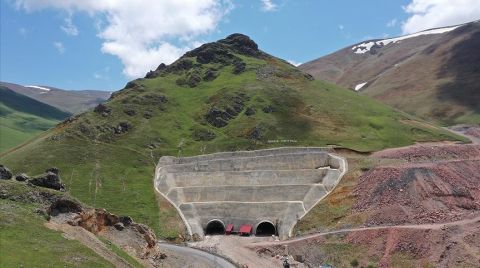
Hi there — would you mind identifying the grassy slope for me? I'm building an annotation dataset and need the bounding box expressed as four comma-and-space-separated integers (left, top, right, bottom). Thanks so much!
0, 180, 151, 267
98, 237, 144, 268
0, 87, 71, 152
0, 182, 114, 267
0, 35, 464, 240
0, 103, 61, 152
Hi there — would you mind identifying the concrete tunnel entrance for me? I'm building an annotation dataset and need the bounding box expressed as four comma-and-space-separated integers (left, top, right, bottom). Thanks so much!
205, 220, 225, 235
255, 221, 276, 236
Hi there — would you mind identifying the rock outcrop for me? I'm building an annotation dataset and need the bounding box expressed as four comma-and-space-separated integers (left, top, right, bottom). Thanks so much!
0, 165, 13, 180
29, 168, 66, 191
204, 92, 249, 128
93, 103, 111, 117
15, 173, 29, 181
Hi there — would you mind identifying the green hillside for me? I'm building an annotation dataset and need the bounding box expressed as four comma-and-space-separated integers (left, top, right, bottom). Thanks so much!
0, 87, 71, 152
0, 34, 464, 239
0, 181, 114, 267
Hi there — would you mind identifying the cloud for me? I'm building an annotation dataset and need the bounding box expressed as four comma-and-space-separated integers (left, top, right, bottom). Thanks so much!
60, 16, 79, 36
338, 24, 344, 30
387, 18, 397, 27
13, 0, 232, 78
53, 41, 65, 54
287, 59, 302, 67
402, 0, 480, 34
261, 0, 277, 11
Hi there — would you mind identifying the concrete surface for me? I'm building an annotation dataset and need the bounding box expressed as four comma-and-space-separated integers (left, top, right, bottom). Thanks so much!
154, 147, 347, 239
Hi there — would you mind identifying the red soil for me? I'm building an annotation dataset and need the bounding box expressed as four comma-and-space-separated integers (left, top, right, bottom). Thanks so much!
254, 144, 480, 267
354, 144, 480, 225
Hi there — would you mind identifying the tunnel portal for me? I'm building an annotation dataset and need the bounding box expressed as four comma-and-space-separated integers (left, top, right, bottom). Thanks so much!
255, 221, 276, 236
205, 220, 225, 235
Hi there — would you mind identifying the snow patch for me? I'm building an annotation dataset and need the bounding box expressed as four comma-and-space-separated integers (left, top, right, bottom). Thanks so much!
25, 85, 51, 91
352, 25, 460, 54
287, 60, 302, 67
354, 82, 367, 91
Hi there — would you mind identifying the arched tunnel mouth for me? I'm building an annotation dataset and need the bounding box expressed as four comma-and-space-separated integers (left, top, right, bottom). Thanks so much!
255, 221, 276, 236
205, 220, 225, 235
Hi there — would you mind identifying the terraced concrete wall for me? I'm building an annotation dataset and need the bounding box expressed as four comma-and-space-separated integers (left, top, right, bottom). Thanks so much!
154, 147, 347, 239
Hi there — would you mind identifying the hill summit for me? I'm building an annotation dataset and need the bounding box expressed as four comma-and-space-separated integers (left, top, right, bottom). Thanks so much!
146, 33, 264, 80
0, 33, 461, 240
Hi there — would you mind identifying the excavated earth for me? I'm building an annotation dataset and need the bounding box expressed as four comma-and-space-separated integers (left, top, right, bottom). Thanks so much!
46, 199, 167, 268
354, 144, 480, 225
154, 147, 347, 239
251, 143, 480, 267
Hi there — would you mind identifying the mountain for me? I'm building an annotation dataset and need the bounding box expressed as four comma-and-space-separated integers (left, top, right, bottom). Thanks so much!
300, 20, 480, 125
0, 87, 71, 152
0, 34, 463, 240
0, 82, 111, 114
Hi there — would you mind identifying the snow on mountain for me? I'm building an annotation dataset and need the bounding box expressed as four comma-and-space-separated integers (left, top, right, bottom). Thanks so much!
25, 85, 51, 91
354, 82, 367, 91
352, 25, 460, 54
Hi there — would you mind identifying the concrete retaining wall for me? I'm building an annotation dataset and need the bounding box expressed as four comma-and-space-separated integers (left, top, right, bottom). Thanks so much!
167, 185, 313, 203
160, 152, 329, 173
154, 147, 347, 239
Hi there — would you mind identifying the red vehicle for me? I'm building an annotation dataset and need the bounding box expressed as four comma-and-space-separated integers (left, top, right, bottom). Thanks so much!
225, 224, 234, 235
239, 224, 252, 236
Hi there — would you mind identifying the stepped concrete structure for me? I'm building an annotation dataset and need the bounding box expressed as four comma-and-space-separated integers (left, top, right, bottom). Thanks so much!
154, 147, 347, 239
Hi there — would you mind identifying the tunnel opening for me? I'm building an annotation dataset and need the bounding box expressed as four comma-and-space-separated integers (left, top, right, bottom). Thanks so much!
255, 221, 276, 236
205, 220, 225, 235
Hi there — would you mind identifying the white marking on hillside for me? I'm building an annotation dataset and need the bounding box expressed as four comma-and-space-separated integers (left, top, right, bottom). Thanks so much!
354, 82, 367, 91
25, 85, 51, 91
352, 25, 460, 54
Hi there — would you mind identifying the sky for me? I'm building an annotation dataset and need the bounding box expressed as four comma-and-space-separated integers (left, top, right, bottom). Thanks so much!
1, 0, 479, 91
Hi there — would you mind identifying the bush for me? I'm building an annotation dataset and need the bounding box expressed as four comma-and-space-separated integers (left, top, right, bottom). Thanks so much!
350, 259, 359, 267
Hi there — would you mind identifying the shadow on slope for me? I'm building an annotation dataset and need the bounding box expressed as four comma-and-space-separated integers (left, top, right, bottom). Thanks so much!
436, 24, 480, 122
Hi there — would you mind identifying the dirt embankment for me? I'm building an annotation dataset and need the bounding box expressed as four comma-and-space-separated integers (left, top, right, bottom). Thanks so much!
254, 143, 480, 267
46, 199, 166, 267
256, 217, 480, 268
352, 144, 480, 226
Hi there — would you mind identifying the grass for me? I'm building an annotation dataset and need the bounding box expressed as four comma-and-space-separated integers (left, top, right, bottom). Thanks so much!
98, 237, 144, 268
0, 198, 114, 268
391, 252, 417, 268
306, 236, 377, 268
0, 36, 466, 242
0, 88, 68, 152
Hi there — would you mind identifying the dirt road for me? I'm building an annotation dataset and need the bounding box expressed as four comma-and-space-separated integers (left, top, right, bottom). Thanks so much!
252, 214, 480, 247
191, 215, 480, 268
445, 125, 480, 144
158, 243, 237, 268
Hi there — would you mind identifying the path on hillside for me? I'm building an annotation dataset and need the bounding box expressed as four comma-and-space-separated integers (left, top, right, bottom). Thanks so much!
251, 215, 480, 247
445, 126, 480, 144
45, 221, 134, 268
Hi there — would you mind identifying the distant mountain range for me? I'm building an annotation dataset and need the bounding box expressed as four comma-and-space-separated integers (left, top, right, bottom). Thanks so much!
0, 82, 111, 114
0, 82, 110, 152
300, 20, 480, 125
0, 87, 71, 152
